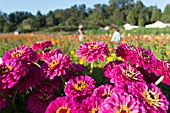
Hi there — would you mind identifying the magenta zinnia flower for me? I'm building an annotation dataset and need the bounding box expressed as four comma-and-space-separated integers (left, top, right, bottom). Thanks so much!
103, 60, 123, 79
99, 93, 144, 113
116, 44, 137, 63
0, 60, 26, 89
92, 84, 124, 99
135, 46, 158, 73
128, 82, 169, 113
155, 60, 170, 86
3, 45, 37, 63
81, 96, 102, 113
64, 75, 96, 97
42, 49, 62, 61
41, 53, 72, 79
32, 40, 53, 51
109, 63, 144, 86
27, 92, 56, 113
77, 42, 109, 62
45, 96, 79, 113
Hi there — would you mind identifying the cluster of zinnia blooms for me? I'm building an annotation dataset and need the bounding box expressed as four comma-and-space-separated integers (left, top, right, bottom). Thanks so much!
45, 42, 169, 113
0, 40, 84, 112
0, 41, 169, 113
116, 44, 170, 86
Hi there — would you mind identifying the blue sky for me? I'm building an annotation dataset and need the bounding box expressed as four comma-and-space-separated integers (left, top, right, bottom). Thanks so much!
0, 0, 169, 15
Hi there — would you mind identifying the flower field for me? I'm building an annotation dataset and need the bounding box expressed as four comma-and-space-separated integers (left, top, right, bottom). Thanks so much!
0, 33, 170, 113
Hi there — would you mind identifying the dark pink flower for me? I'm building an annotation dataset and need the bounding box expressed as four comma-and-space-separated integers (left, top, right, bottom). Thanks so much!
3, 45, 37, 63
81, 96, 102, 113
155, 60, 170, 86
92, 84, 124, 99
77, 42, 109, 62
128, 82, 169, 113
32, 40, 53, 51
16, 63, 42, 93
116, 44, 137, 63
41, 53, 72, 79
27, 92, 56, 113
64, 75, 96, 97
35, 77, 61, 95
135, 46, 158, 73
99, 93, 144, 113
64, 63, 85, 80
45, 96, 79, 113
103, 60, 123, 79
109, 63, 144, 86
42, 49, 62, 61
0, 60, 26, 89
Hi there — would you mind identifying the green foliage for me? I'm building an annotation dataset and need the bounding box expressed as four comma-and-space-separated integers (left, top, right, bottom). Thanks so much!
161, 4, 170, 23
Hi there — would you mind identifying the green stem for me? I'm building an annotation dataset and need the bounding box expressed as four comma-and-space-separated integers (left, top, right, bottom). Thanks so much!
60, 75, 65, 85
0, 91, 12, 104
33, 62, 41, 68
12, 86, 18, 113
155, 76, 164, 85
90, 62, 94, 73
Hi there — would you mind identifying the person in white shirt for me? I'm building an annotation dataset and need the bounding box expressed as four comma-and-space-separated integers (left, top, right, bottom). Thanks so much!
111, 27, 122, 47
78, 23, 85, 42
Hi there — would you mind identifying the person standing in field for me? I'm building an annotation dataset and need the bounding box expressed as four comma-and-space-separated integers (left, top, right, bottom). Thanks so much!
111, 27, 122, 48
78, 23, 85, 42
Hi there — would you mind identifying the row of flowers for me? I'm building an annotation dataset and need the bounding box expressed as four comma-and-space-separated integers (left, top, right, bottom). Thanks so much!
0, 40, 170, 113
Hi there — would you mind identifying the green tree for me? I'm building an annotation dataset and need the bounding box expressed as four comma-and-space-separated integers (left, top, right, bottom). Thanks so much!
138, 14, 145, 26
21, 18, 35, 30
150, 6, 161, 23
161, 4, 170, 23
127, 9, 137, 25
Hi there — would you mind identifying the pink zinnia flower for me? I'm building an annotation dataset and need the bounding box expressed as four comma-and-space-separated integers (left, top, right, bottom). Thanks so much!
103, 60, 123, 79
64, 75, 96, 97
155, 60, 170, 86
41, 53, 72, 79
77, 42, 109, 62
32, 40, 53, 51
116, 44, 137, 63
92, 84, 125, 99
128, 82, 169, 113
0, 60, 26, 89
135, 46, 158, 73
3, 45, 37, 63
99, 93, 144, 113
45, 96, 79, 113
42, 49, 62, 61
81, 96, 102, 113
109, 63, 144, 86
27, 92, 56, 113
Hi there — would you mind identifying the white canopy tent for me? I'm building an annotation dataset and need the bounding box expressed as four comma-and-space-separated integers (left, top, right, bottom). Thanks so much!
145, 21, 170, 28
123, 23, 139, 30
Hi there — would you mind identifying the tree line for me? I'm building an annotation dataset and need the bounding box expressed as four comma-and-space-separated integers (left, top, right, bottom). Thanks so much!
0, 0, 170, 33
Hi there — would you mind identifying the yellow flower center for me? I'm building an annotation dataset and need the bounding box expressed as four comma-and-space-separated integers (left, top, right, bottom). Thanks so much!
0, 66, 12, 74
11, 50, 23, 58
74, 81, 87, 91
49, 60, 59, 68
142, 53, 150, 60
142, 90, 160, 107
116, 105, 131, 113
88, 44, 98, 49
92, 108, 99, 113
56, 106, 70, 113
